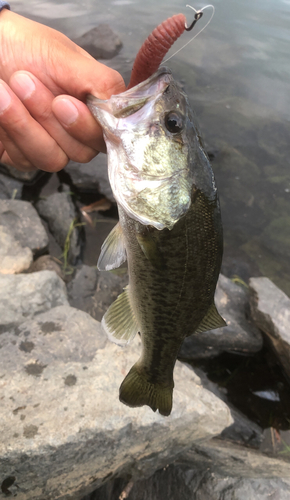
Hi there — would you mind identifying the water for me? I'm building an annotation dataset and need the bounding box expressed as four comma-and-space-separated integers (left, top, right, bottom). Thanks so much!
11, 0, 290, 295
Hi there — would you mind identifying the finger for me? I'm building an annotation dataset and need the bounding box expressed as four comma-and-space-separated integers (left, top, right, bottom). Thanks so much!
52, 95, 106, 153
10, 71, 99, 162
0, 79, 68, 172
0, 127, 37, 172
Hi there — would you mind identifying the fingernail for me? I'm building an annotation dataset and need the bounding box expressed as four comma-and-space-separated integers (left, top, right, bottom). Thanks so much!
0, 83, 11, 113
11, 73, 36, 100
53, 98, 79, 126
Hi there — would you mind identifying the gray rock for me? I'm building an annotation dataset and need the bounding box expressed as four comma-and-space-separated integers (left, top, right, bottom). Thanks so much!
67, 265, 129, 322
181, 438, 290, 478
0, 172, 23, 199
36, 192, 81, 265
193, 367, 263, 449
0, 305, 232, 500
0, 225, 33, 274
249, 277, 290, 379
74, 24, 122, 60
67, 265, 99, 313
0, 270, 68, 327
0, 199, 48, 254
91, 270, 128, 322
180, 274, 263, 359
65, 155, 114, 202
0, 162, 39, 183
26, 255, 64, 280
85, 466, 290, 500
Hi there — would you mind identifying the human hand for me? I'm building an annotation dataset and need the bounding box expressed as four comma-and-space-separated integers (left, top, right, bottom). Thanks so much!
0, 9, 126, 171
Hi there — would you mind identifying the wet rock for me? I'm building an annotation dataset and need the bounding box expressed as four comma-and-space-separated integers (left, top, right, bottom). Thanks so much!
0, 270, 68, 328
36, 191, 81, 265
0, 305, 232, 500
65, 155, 114, 202
0, 199, 48, 254
249, 277, 290, 380
0, 225, 33, 274
26, 255, 64, 280
74, 24, 122, 60
85, 465, 290, 500
0, 172, 23, 199
179, 274, 263, 359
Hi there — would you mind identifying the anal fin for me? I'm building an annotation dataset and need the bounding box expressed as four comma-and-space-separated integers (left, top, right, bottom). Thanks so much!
97, 222, 127, 271
102, 286, 138, 346
192, 302, 226, 335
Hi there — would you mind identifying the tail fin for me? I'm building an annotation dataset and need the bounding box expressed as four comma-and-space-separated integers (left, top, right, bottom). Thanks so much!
119, 363, 173, 417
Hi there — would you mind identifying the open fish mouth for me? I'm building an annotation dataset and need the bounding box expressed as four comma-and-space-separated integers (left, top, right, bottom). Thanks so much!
87, 67, 172, 123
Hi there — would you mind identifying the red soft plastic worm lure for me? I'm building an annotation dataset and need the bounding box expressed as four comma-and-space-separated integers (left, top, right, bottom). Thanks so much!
127, 14, 186, 89
127, 11, 202, 89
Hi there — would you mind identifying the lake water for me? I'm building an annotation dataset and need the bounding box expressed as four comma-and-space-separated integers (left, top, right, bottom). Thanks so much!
12, 0, 290, 295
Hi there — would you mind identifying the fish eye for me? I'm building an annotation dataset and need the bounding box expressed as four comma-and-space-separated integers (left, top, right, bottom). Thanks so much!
164, 111, 184, 134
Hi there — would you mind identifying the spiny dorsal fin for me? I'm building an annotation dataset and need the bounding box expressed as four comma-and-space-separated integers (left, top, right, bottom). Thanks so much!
97, 222, 127, 271
193, 302, 226, 335
101, 286, 138, 346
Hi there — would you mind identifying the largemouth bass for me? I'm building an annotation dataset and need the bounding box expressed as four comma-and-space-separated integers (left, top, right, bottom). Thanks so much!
87, 67, 225, 416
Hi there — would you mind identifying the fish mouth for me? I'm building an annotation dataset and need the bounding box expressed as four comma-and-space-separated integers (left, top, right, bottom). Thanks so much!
87, 67, 172, 122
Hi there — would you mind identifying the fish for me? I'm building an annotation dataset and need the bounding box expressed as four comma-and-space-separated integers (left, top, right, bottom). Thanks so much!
87, 66, 225, 416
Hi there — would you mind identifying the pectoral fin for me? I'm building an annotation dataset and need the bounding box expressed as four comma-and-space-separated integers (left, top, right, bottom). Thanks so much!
136, 232, 165, 269
192, 302, 226, 335
101, 286, 139, 346
97, 222, 127, 271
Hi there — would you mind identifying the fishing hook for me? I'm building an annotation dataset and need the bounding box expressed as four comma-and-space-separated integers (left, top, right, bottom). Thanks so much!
185, 10, 203, 31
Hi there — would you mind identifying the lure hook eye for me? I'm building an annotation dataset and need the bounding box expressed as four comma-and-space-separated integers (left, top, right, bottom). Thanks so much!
185, 11, 203, 31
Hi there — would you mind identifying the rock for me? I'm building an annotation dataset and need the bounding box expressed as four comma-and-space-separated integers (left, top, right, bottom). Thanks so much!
249, 276, 290, 380
0, 161, 40, 183
67, 264, 98, 313
219, 406, 263, 449
0, 270, 68, 328
90, 270, 129, 322
74, 24, 122, 59
0, 172, 23, 199
0, 306, 232, 500
0, 199, 48, 254
85, 465, 290, 500
26, 255, 64, 280
179, 274, 263, 359
67, 265, 129, 322
181, 438, 290, 478
193, 367, 263, 449
0, 225, 33, 274
65, 155, 114, 202
194, 475, 290, 500
36, 191, 81, 265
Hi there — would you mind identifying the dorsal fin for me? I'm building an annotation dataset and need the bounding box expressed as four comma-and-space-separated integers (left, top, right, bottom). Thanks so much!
192, 302, 226, 335
97, 222, 127, 271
